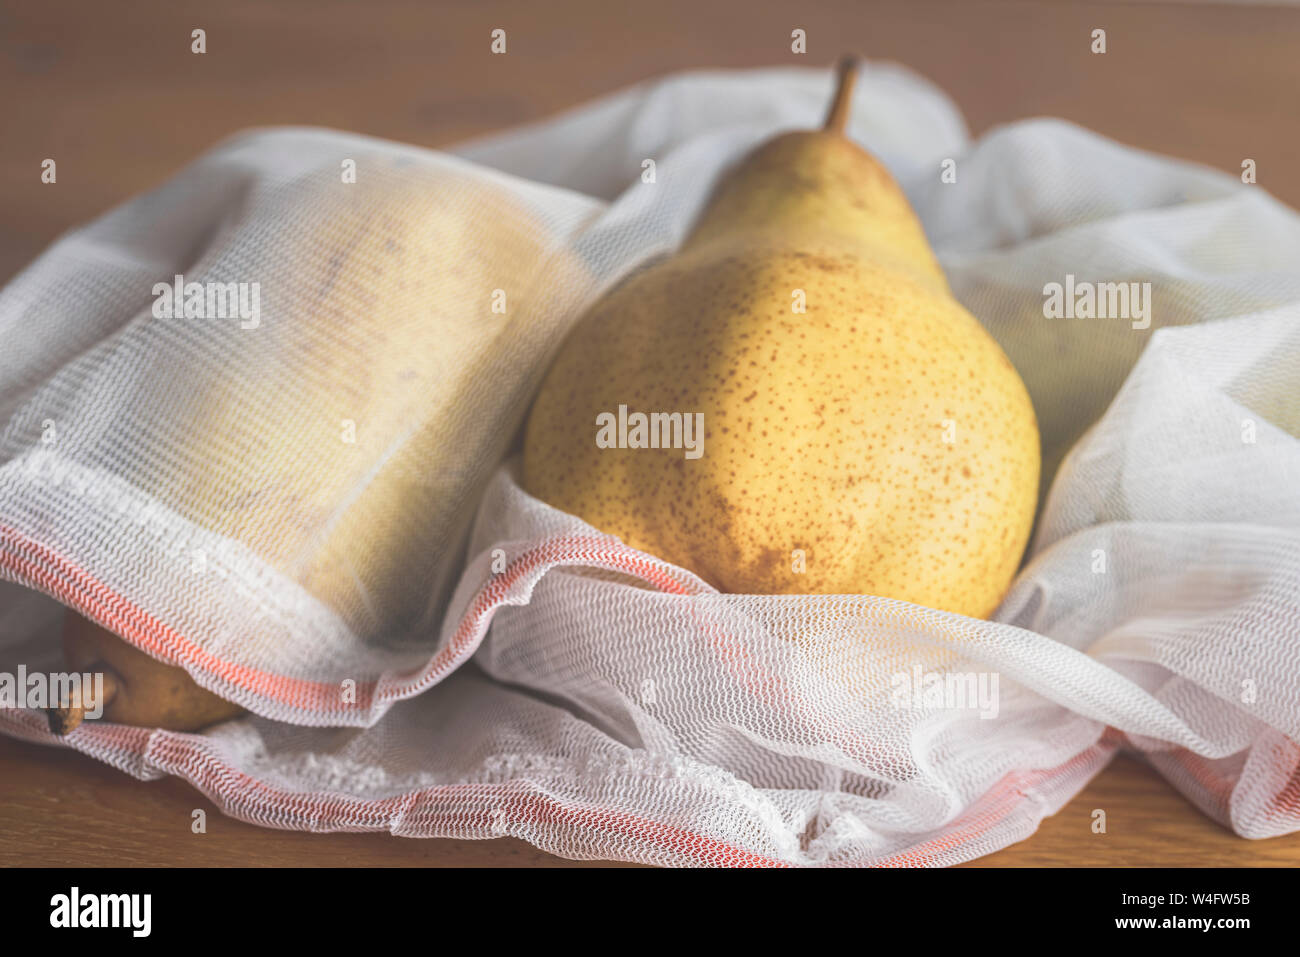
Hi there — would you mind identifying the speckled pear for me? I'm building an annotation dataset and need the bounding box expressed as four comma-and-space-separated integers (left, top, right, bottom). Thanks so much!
48, 161, 583, 734
523, 57, 1040, 618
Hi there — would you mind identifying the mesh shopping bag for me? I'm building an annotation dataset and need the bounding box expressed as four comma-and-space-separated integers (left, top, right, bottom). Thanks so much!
0, 130, 603, 724
2, 64, 1298, 865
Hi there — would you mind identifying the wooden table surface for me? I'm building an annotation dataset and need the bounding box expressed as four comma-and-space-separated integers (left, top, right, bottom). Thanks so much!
2, 0, 1299, 867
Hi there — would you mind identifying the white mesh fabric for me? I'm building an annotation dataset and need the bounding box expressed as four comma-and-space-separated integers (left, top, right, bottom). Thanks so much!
2, 64, 1298, 865
0, 130, 605, 724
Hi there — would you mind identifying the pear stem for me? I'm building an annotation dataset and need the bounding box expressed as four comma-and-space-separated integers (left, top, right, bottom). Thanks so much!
46, 665, 120, 735
823, 55, 862, 135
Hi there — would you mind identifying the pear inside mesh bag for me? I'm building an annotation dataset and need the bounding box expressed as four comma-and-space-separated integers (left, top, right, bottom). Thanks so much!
0, 129, 601, 719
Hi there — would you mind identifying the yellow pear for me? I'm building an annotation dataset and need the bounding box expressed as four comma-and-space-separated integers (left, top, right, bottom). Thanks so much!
160, 160, 578, 638
51, 155, 584, 733
523, 58, 1040, 619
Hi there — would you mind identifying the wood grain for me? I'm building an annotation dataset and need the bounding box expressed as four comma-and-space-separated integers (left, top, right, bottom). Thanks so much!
2, 0, 1298, 286
1, 0, 1298, 867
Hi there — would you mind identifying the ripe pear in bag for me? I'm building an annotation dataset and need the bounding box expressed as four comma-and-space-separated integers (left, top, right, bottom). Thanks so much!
164, 162, 573, 635
523, 59, 1040, 619
51, 159, 582, 733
